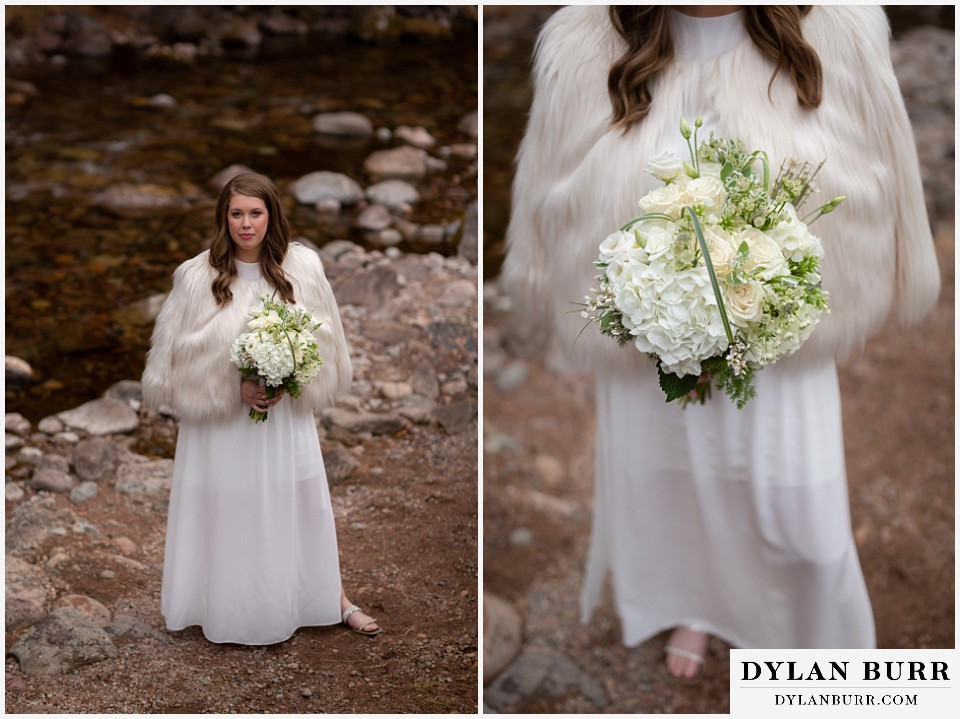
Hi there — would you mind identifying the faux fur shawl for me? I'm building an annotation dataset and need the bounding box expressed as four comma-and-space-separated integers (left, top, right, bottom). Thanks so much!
503, 5, 940, 371
141, 243, 352, 423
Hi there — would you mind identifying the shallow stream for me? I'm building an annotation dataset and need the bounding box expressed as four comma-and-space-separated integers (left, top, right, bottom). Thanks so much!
5, 33, 477, 422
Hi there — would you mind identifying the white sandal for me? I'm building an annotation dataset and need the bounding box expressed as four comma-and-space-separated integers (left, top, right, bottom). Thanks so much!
341, 604, 382, 636
664, 625, 708, 684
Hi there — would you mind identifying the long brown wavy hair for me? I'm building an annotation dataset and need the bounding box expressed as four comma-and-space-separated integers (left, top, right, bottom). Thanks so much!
607, 6, 822, 129
209, 172, 295, 306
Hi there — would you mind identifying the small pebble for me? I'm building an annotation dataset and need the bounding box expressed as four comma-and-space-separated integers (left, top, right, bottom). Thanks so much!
300, 688, 313, 699
100, 569, 116, 579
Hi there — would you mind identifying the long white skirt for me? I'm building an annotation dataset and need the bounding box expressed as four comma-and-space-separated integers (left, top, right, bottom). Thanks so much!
161, 400, 343, 645
581, 357, 876, 649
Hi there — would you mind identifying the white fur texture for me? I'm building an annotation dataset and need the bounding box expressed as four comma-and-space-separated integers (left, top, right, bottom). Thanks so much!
141, 243, 352, 422
503, 5, 940, 371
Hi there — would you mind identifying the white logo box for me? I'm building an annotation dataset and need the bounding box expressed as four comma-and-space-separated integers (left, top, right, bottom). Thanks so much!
730, 648, 959, 718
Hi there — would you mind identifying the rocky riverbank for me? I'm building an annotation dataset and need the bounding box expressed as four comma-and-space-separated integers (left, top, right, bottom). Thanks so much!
5, 240, 478, 713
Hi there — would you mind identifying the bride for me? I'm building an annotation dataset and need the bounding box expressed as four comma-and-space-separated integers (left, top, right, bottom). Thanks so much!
502, 5, 939, 681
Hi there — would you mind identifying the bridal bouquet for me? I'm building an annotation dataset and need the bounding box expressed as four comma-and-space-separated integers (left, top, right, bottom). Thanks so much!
230, 295, 325, 422
582, 117, 842, 408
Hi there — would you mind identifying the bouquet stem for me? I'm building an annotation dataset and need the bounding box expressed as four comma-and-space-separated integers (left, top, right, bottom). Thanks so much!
249, 381, 276, 423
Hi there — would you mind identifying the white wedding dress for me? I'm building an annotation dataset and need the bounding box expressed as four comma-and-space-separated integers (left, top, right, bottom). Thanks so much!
581, 10, 876, 649
161, 259, 343, 645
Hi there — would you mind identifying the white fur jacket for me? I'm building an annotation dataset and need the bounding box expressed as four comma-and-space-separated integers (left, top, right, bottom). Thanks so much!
141, 243, 352, 423
503, 5, 940, 371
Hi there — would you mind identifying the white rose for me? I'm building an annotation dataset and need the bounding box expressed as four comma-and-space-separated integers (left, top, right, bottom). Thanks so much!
682, 175, 727, 212
639, 183, 683, 218
645, 151, 684, 182
724, 281, 765, 326
700, 225, 738, 280
634, 221, 673, 260
598, 229, 636, 262
768, 204, 823, 262
736, 227, 789, 280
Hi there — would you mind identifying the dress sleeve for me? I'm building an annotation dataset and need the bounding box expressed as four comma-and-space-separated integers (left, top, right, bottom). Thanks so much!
834, 6, 941, 326
500, 7, 616, 335
141, 262, 190, 411
290, 247, 353, 411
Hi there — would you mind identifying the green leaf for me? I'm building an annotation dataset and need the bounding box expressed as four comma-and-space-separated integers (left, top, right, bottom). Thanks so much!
720, 162, 734, 182
657, 363, 700, 403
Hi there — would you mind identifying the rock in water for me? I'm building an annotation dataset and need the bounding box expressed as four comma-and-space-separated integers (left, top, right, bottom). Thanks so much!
292, 171, 365, 205
312, 112, 373, 136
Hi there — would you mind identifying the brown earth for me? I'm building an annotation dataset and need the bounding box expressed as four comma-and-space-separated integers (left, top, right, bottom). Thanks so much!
482, 231, 954, 713
5, 422, 478, 714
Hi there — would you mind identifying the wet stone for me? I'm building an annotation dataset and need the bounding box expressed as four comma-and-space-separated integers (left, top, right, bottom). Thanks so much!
366, 179, 420, 211
363, 145, 429, 180
37, 416, 63, 434
394, 125, 436, 149
6, 412, 32, 436
292, 171, 364, 206
312, 111, 373, 136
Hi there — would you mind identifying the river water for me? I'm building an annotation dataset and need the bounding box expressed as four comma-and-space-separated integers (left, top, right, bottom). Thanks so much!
5, 33, 477, 423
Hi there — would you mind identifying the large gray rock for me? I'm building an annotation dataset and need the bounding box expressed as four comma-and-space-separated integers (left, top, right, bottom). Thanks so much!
292, 171, 365, 205
323, 408, 406, 436
115, 458, 174, 495
366, 179, 420, 211
485, 645, 609, 711
69, 481, 99, 504
356, 204, 393, 231
9, 607, 118, 677
312, 112, 373, 136
57, 397, 139, 436
434, 401, 477, 435
363, 146, 429, 180
5, 557, 51, 631
72, 437, 119, 481
322, 444, 360, 484
332, 265, 400, 309
103, 380, 143, 409
29, 467, 75, 494
394, 125, 436, 149
483, 592, 523, 684
6, 412, 32, 436
6, 355, 35, 390
53, 594, 111, 627
6, 497, 100, 556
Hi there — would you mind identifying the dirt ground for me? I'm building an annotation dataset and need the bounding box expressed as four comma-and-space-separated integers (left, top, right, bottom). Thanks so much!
5, 423, 478, 714
482, 229, 954, 713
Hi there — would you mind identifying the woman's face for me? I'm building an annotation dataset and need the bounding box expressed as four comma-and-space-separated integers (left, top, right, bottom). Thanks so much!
227, 193, 269, 262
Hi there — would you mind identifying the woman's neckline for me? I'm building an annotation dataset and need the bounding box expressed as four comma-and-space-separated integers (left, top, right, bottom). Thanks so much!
668, 8, 747, 62
235, 258, 261, 280
672, 6, 741, 19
